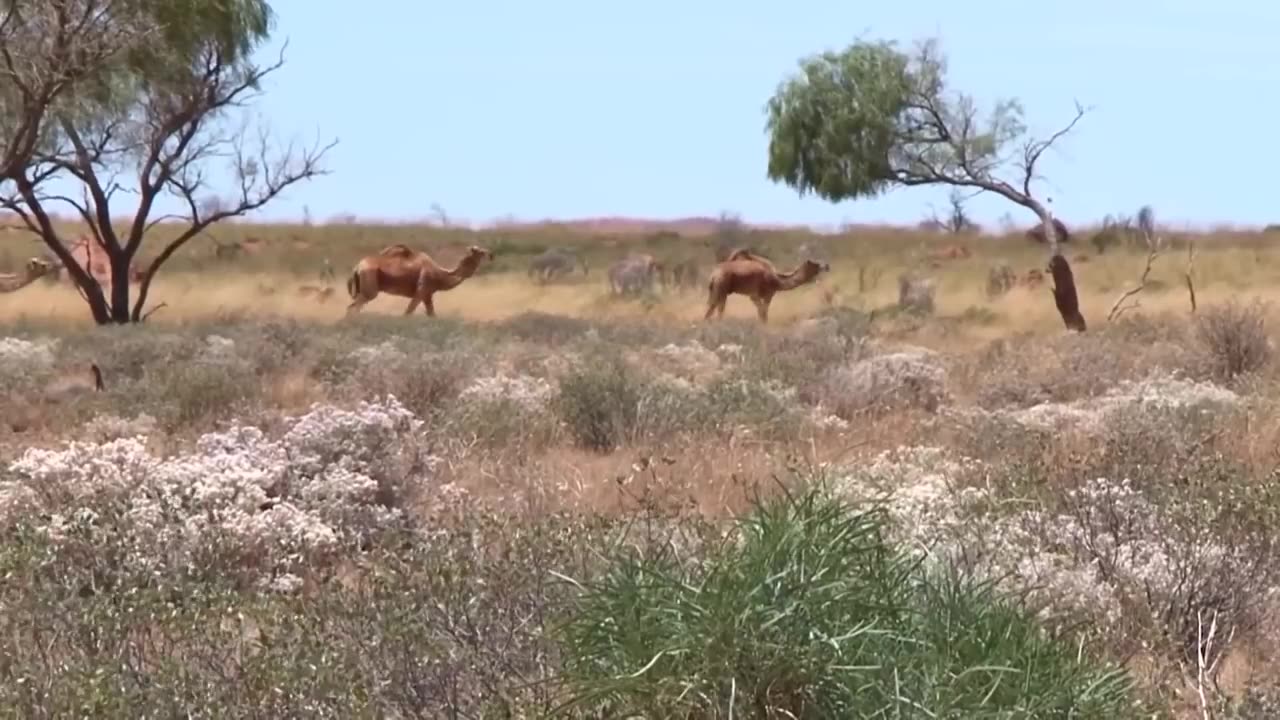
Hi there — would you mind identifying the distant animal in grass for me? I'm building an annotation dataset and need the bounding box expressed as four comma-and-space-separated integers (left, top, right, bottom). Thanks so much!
608, 254, 665, 296
0, 258, 54, 293
527, 248, 587, 283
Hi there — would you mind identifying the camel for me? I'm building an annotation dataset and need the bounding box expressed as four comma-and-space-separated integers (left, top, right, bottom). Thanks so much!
0, 258, 54, 292
704, 250, 829, 323
346, 244, 494, 316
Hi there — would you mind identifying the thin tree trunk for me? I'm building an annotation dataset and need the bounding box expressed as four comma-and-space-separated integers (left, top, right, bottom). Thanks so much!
1049, 255, 1087, 331
1031, 204, 1086, 332
109, 254, 131, 324
74, 273, 112, 325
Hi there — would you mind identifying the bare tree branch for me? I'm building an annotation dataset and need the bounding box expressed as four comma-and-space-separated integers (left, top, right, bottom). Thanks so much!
1107, 210, 1164, 322
133, 130, 336, 320
1185, 240, 1198, 314
1019, 100, 1086, 199
1107, 245, 1158, 322
0, 6, 335, 324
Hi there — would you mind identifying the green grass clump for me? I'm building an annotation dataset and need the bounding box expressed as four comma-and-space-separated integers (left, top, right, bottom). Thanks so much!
554, 484, 1142, 718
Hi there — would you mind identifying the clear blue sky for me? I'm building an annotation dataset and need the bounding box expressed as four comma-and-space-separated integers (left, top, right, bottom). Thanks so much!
239, 0, 1273, 229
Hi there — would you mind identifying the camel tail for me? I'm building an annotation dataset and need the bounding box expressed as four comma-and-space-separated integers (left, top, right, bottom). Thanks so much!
347, 269, 359, 299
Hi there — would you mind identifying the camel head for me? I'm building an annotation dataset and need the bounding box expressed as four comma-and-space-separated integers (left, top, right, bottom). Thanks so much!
25, 257, 52, 278
467, 245, 494, 263
791, 258, 830, 285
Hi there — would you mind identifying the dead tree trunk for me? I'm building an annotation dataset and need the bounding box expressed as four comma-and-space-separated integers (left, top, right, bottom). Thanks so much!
1030, 203, 1086, 332
1049, 255, 1086, 331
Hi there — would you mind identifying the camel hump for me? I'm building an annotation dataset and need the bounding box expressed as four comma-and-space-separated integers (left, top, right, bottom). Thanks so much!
726, 248, 768, 263
378, 244, 417, 258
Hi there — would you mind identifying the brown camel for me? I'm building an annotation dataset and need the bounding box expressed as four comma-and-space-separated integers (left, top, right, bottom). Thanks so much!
346, 244, 494, 316
704, 250, 829, 323
0, 258, 54, 292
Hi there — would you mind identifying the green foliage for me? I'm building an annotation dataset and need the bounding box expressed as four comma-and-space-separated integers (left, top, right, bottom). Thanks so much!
130, 0, 274, 66
554, 355, 643, 452
765, 39, 912, 201
765, 37, 1035, 206
554, 484, 1142, 718
7, 0, 277, 133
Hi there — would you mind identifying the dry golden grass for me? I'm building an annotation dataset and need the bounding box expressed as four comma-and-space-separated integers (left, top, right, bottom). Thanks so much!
3, 218, 1279, 347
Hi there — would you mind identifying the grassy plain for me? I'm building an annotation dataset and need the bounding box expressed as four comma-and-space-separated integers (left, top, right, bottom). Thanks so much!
1, 217, 1279, 717
2, 218, 1277, 331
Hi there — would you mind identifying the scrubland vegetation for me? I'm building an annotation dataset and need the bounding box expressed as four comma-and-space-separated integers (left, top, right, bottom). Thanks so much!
3, 0, 1279, 714
3, 218, 1280, 717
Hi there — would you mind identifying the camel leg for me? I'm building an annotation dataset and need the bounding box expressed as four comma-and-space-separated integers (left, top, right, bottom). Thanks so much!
759, 292, 776, 323
710, 295, 728, 319
423, 294, 436, 317
405, 272, 431, 315
346, 290, 373, 314
751, 295, 770, 323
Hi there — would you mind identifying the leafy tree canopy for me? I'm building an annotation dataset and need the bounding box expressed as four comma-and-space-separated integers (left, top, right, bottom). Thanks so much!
764, 37, 1080, 219
764, 36, 1090, 332
0, 0, 333, 325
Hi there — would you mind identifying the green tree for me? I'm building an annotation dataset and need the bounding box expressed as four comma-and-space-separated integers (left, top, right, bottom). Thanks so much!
764, 37, 1089, 331
0, 0, 335, 324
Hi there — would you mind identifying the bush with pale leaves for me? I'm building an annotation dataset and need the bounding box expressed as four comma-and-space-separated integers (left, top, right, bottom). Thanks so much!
0, 395, 435, 590
952, 372, 1241, 433
836, 446, 1279, 663
0, 336, 58, 386
459, 372, 555, 413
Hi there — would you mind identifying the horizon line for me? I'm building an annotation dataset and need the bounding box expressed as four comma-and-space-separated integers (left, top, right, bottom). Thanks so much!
3, 211, 1272, 236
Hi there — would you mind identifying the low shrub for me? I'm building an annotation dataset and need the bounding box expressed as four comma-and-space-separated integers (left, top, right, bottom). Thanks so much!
554, 484, 1142, 718
1197, 300, 1272, 381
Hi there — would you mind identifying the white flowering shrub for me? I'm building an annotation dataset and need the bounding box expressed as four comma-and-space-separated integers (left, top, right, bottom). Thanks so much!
443, 371, 561, 447
0, 336, 58, 386
821, 347, 950, 417
0, 395, 434, 589
835, 444, 1280, 676
652, 340, 723, 381
459, 372, 555, 413
954, 372, 1241, 434
345, 339, 408, 367
81, 412, 159, 442
195, 334, 249, 371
